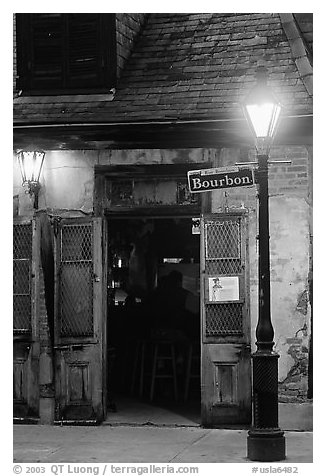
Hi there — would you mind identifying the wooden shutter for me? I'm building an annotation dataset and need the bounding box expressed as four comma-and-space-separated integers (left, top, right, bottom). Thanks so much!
16, 13, 116, 93
67, 14, 104, 88
29, 14, 64, 90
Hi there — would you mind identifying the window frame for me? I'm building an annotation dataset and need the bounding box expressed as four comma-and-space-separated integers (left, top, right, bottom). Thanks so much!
16, 13, 117, 95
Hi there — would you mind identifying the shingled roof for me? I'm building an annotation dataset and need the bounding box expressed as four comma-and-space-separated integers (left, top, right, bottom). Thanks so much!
13, 13, 312, 128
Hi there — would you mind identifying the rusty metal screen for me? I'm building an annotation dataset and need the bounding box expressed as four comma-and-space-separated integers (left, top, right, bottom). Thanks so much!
59, 224, 93, 337
206, 303, 243, 336
205, 219, 241, 273
204, 218, 243, 336
13, 223, 32, 333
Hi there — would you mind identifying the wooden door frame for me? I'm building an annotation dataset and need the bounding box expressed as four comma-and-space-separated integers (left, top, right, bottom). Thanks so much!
94, 162, 213, 419
93, 163, 212, 218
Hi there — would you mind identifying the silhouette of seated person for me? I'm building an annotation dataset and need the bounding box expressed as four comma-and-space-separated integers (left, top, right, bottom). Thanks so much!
146, 270, 199, 379
149, 270, 199, 343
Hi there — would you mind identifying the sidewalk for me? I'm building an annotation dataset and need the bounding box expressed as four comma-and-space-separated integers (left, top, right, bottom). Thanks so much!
13, 424, 312, 464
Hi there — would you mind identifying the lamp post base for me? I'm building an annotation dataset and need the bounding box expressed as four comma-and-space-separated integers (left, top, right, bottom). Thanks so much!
247, 430, 286, 462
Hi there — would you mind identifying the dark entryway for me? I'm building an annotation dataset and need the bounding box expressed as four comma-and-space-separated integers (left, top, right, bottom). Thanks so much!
105, 217, 201, 424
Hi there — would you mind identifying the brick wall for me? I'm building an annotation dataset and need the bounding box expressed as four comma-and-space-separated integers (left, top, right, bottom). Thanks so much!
209, 145, 310, 208
116, 14, 147, 79
268, 146, 309, 197
278, 335, 309, 402
39, 262, 55, 406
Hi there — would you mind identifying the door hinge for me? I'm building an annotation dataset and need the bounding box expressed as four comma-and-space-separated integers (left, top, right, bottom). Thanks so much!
236, 344, 251, 357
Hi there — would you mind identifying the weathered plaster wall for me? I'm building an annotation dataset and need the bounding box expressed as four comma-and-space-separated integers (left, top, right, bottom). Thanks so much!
13, 150, 98, 216
13, 148, 216, 215
212, 191, 310, 384
13, 145, 311, 395
210, 146, 311, 392
270, 196, 310, 377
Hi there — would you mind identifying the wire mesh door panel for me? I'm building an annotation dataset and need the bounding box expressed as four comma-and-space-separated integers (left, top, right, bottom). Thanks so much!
13, 222, 33, 334
59, 223, 94, 338
54, 218, 105, 423
202, 215, 249, 343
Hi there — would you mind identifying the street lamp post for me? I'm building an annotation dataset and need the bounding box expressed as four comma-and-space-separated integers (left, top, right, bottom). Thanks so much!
242, 66, 286, 461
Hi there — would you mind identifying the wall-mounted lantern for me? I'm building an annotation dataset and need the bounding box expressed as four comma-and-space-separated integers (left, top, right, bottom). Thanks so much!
17, 149, 45, 209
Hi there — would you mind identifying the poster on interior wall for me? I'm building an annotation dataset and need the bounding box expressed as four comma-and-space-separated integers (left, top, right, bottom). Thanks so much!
208, 276, 239, 302
192, 217, 201, 234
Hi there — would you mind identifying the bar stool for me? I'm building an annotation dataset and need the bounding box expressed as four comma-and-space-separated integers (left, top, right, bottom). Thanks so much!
184, 342, 200, 402
131, 339, 149, 397
150, 338, 178, 401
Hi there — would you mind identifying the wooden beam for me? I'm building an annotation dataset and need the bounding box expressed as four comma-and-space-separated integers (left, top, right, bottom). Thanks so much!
13, 115, 313, 151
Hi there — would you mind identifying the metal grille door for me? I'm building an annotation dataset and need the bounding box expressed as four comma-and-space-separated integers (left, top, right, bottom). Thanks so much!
13, 223, 33, 333
54, 218, 106, 423
200, 213, 251, 425
13, 218, 39, 421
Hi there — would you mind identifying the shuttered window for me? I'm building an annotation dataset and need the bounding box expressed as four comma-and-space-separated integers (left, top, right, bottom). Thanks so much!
16, 13, 116, 94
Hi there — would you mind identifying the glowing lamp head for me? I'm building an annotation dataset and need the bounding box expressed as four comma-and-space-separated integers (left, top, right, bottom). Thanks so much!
18, 149, 45, 188
243, 66, 282, 149
17, 148, 45, 209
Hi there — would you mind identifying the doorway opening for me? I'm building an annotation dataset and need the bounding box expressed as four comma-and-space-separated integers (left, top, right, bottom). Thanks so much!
105, 216, 201, 426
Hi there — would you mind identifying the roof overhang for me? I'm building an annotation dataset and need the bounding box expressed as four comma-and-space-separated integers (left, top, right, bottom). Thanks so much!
13, 114, 313, 151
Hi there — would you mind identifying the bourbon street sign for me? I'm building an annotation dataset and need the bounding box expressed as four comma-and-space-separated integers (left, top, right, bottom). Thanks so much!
187, 166, 254, 193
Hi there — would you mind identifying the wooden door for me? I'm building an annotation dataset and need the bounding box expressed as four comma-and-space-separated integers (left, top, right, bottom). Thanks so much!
54, 217, 107, 423
200, 213, 252, 426
13, 217, 40, 422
